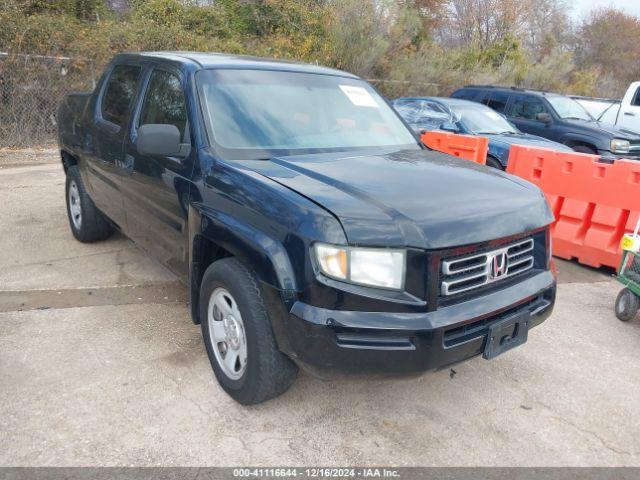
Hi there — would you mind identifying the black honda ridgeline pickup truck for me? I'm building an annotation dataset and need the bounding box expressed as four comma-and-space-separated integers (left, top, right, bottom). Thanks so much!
58, 52, 556, 404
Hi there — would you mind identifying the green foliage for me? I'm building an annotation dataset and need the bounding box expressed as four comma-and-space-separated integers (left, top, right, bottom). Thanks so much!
17, 0, 108, 19
0, 0, 620, 98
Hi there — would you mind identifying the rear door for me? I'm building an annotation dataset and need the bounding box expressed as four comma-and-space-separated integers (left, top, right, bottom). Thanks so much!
89, 64, 142, 230
121, 66, 194, 278
485, 91, 511, 115
451, 88, 483, 103
508, 94, 555, 139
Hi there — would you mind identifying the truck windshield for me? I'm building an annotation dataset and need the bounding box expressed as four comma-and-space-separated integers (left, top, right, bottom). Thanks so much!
196, 69, 419, 159
547, 96, 593, 121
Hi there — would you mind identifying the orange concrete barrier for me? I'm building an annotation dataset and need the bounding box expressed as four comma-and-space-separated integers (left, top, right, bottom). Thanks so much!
421, 131, 488, 165
507, 145, 640, 269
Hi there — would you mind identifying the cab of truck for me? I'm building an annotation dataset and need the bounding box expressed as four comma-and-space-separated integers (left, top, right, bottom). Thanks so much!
58, 53, 556, 404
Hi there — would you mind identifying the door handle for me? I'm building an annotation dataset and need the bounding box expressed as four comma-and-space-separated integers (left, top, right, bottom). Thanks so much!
624, 112, 635, 116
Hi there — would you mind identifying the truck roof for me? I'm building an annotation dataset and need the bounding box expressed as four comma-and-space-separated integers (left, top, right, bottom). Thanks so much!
459, 85, 563, 97
115, 51, 359, 79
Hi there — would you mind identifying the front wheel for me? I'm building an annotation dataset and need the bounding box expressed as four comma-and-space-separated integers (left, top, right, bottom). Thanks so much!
200, 258, 298, 404
486, 156, 504, 170
615, 288, 639, 322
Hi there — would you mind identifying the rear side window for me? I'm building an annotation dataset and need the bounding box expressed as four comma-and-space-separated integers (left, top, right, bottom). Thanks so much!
139, 70, 188, 139
451, 88, 481, 101
101, 65, 141, 126
510, 95, 547, 120
486, 91, 510, 113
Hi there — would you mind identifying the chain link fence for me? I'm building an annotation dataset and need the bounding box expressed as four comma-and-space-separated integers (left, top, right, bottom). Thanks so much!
0, 54, 442, 149
0, 53, 97, 148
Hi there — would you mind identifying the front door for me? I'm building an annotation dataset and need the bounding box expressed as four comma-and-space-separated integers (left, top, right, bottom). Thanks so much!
508, 94, 555, 140
122, 67, 194, 279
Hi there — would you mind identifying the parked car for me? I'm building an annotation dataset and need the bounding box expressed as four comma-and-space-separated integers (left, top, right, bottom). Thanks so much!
571, 83, 640, 135
451, 85, 640, 161
58, 52, 556, 404
393, 97, 573, 169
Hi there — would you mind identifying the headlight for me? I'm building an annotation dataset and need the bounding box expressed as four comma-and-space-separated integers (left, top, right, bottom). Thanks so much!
314, 243, 406, 290
611, 139, 630, 154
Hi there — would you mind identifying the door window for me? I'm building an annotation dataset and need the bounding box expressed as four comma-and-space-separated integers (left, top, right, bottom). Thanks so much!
101, 65, 141, 126
486, 91, 510, 113
139, 70, 188, 139
632, 87, 640, 107
451, 88, 481, 101
510, 95, 547, 120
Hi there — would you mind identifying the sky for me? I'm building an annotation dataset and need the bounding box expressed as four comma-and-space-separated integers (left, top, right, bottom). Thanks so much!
570, 0, 640, 20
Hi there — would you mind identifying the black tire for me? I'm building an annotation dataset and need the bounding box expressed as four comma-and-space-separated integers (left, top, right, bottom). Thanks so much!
615, 288, 639, 322
65, 165, 113, 243
199, 257, 298, 404
486, 156, 504, 170
571, 145, 597, 155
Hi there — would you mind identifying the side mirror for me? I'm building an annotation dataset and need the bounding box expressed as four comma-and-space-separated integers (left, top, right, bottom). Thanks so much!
440, 122, 460, 133
137, 124, 190, 158
536, 112, 552, 124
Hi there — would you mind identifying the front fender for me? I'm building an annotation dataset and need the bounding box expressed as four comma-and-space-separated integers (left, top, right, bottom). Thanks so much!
187, 203, 301, 353
487, 142, 509, 167
560, 132, 605, 150
189, 203, 297, 292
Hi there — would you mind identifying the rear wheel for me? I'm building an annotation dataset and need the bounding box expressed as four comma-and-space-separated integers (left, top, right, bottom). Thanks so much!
615, 288, 639, 322
200, 257, 298, 404
65, 166, 112, 242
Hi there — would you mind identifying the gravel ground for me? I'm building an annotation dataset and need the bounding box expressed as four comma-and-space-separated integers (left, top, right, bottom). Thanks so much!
1, 156, 638, 467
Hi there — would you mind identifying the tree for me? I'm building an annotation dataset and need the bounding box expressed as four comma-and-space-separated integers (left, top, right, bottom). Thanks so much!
575, 8, 640, 96
438, 0, 531, 49
522, 0, 570, 57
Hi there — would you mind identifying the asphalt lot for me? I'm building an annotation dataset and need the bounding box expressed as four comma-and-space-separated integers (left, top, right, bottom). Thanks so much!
1, 156, 639, 467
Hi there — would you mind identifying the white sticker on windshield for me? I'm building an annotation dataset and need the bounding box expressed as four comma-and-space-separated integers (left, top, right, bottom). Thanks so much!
339, 85, 379, 108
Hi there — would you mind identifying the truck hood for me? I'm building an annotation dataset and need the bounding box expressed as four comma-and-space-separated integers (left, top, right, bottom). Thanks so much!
566, 118, 640, 140
243, 149, 553, 249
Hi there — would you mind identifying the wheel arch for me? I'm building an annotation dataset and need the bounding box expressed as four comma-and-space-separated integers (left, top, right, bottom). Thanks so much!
486, 153, 506, 169
561, 134, 600, 153
187, 204, 298, 325
61, 150, 78, 174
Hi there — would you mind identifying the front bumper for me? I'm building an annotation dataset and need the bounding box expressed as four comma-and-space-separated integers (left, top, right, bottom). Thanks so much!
598, 149, 640, 162
285, 271, 556, 375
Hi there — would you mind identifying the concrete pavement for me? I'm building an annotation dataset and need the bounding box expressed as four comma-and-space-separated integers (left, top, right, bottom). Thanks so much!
1, 161, 639, 466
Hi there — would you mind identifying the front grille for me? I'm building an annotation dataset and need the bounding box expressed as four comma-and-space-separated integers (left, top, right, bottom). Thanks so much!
440, 238, 534, 296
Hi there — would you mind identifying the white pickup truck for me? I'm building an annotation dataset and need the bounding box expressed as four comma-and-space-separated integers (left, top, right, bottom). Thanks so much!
571, 82, 640, 135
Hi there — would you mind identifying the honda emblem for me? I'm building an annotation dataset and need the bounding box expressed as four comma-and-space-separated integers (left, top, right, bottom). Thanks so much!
490, 252, 508, 280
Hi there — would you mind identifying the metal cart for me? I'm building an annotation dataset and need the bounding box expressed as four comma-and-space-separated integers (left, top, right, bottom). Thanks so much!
615, 217, 640, 322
